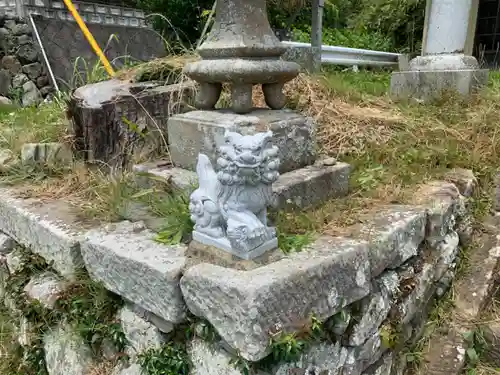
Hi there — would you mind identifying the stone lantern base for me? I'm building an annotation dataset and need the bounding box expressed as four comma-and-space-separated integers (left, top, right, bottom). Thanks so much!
390, 54, 489, 102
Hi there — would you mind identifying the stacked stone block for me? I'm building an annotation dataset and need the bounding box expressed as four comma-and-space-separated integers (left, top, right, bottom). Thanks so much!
0, 14, 53, 105
0, 170, 478, 375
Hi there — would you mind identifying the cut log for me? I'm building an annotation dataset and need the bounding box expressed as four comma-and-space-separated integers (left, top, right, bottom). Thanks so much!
68, 79, 195, 169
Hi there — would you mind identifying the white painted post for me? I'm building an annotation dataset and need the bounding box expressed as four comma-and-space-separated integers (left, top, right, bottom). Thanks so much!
412, 0, 479, 71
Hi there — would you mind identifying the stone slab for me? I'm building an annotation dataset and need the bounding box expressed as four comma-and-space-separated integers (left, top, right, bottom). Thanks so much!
167, 109, 317, 174
345, 206, 427, 277
0, 188, 88, 279
390, 69, 489, 102
180, 236, 371, 361
133, 160, 351, 210
81, 221, 187, 324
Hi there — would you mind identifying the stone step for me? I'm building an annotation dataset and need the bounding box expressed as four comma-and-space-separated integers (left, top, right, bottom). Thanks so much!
133, 158, 351, 210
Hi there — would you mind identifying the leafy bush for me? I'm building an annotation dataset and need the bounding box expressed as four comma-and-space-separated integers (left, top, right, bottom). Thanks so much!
292, 25, 394, 51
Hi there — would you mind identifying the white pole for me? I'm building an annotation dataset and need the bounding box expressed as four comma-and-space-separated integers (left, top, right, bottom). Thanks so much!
29, 14, 60, 93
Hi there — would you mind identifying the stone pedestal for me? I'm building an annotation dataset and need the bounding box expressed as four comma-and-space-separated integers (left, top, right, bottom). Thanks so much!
167, 109, 316, 174
390, 0, 488, 101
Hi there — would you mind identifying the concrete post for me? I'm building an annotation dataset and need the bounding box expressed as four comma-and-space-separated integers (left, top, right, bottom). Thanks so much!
390, 0, 488, 102
310, 0, 324, 73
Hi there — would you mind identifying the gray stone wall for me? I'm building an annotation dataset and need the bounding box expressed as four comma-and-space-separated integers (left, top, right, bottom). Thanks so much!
32, 15, 165, 86
0, 170, 476, 375
0, 14, 52, 105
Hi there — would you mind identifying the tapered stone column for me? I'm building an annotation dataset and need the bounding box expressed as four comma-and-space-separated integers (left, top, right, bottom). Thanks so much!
391, 0, 488, 102
183, 0, 300, 114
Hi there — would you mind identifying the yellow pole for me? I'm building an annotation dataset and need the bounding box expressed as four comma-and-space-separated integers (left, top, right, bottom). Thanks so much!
62, 0, 115, 77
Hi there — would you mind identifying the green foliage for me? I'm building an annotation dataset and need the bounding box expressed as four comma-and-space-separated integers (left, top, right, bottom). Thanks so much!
463, 329, 486, 368
349, 0, 426, 53
277, 231, 315, 254
54, 276, 127, 353
3, 247, 127, 374
133, 0, 213, 48
138, 343, 191, 375
293, 26, 393, 51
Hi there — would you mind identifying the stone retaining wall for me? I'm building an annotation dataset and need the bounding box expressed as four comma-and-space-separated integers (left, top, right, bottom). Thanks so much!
0, 170, 476, 375
0, 14, 53, 105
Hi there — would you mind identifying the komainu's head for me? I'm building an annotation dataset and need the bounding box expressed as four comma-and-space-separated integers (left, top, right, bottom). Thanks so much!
217, 130, 280, 185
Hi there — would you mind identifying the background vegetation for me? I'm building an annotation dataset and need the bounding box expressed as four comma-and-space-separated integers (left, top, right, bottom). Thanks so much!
118, 0, 427, 54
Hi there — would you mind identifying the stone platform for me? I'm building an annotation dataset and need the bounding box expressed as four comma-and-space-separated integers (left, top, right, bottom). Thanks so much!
133, 158, 351, 210
0, 170, 482, 375
167, 109, 317, 174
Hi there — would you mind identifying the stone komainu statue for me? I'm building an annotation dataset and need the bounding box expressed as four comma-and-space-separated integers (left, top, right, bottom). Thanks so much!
189, 130, 280, 255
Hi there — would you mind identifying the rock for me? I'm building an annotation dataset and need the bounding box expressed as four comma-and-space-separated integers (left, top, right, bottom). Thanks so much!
0, 149, 16, 173
12, 73, 28, 88
189, 339, 242, 375
0, 187, 85, 279
1, 55, 21, 74
0, 233, 14, 254
44, 323, 96, 375
5, 247, 25, 274
21, 80, 41, 106
350, 206, 427, 277
17, 34, 31, 45
0, 96, 12, 106
24, 272, 67, 309
180, 237, 371, 361
0, 69, 11, 96
81, 221, 187, 324
40, 85, 53, 97
16, 44, 38, 64
36, 75, 49, 88
344, 333, 385, 375
325, 308, 352, 336
348, 271, 399, 346
119, 304, 165, 358
274, 341, 348, 375
444, 168, 476, 197
112, 363, 144, 375
11, 23, 30, 36
21, 142, 73, 166
3, 19, 16, 31
22, 62, 42, 80
127, 303, 174, 334
412, 181, 461, 246
362, 354, 393, 375
0, 258, 9, 301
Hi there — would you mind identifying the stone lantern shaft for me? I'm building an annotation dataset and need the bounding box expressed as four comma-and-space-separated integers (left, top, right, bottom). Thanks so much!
183, 0, 300, 114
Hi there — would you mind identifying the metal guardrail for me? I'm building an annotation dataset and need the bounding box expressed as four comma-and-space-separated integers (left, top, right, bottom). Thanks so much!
282, 41, 402, 68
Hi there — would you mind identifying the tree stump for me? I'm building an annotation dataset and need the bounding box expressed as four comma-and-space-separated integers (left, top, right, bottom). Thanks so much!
68, 79, 195, 169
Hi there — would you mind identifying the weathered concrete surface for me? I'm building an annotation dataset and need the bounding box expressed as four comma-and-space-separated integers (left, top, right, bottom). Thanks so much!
346, 206, 427, 277
81, 221, 187, 323
119, 304, 166, 358
134, 159, 351, 211
390, 69, 488, 103
167, 109, 317, 174
0, 188, 87, 279
412, 181, 462, 246
44, 323, 96, 375
180, 237, 371, 361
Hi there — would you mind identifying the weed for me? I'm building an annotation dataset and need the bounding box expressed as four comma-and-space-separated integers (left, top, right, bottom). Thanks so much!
138, 343, 191, 375
464, 328, 487, 368
379, 323, 400, 349
277, 231, 315, 254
